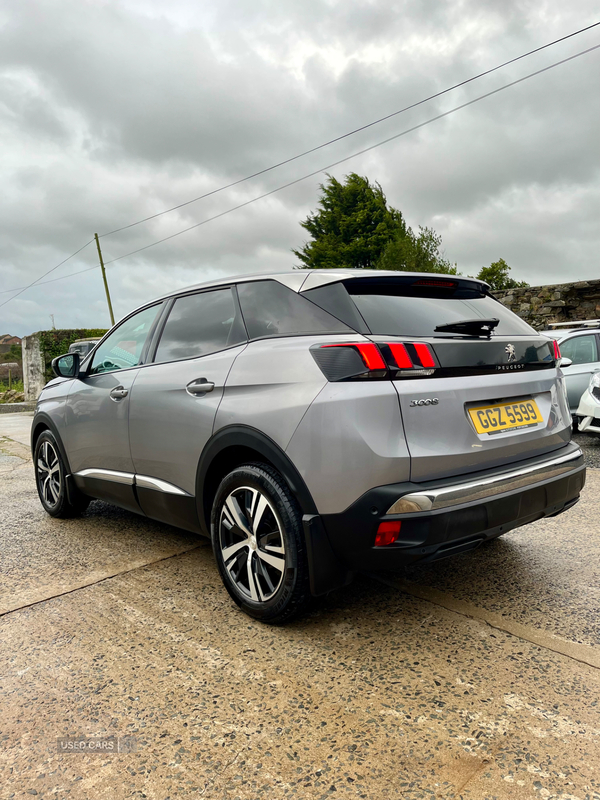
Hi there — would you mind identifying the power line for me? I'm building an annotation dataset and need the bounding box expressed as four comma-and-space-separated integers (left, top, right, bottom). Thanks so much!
101, 43, 600, 267
0, 239, 94, 310
98, 20, 600, 239
0, 264, 99, 295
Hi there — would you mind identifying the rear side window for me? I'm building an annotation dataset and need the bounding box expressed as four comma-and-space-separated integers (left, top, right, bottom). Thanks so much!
305, 279, 535, 337
154, 288, 246, 363
237, 280, 352, 339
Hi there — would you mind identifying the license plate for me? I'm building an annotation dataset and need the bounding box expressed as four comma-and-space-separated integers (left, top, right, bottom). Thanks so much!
468, 398, 543, 435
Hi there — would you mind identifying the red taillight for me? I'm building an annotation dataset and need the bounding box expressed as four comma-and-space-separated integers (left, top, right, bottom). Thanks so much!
384, 341, 437, 372
387, 343, 413, 368
375, 520, 402, 547
355, 343, 387, 371
321, 342, 386, 370
412, 342, 436, 368
312, 341, 437, 381
553, 340, 561, 361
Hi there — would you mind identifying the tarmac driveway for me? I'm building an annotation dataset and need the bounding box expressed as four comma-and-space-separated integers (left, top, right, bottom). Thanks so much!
1, 413, 599, 799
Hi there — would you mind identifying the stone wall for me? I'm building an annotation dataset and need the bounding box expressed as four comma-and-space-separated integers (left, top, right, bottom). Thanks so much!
494, 279, 600, 330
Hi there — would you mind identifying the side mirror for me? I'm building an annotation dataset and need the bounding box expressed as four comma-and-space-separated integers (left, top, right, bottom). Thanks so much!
51, 352, 81, 378
559, 357, 573, 368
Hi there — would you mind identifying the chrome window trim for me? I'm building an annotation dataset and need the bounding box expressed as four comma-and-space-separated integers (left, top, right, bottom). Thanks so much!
386, 448, 584, 514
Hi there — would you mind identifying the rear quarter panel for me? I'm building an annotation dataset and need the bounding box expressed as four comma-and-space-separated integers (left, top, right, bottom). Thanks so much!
285, 381, 410, 515
214, 336, 330, 450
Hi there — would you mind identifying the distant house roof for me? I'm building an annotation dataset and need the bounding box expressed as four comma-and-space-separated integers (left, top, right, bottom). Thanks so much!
0, 335, 22, 345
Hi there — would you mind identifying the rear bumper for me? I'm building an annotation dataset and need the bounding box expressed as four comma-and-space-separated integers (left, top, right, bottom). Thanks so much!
317, 443, 585, 577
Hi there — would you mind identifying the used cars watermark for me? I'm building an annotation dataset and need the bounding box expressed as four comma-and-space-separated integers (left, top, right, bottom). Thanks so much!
56, 736, 138, 753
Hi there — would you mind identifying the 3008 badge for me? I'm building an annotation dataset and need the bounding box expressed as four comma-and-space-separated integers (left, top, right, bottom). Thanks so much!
410, 398, 439, 407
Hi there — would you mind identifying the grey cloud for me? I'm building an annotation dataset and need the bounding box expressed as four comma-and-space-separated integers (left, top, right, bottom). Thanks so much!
1, 0, 599, 337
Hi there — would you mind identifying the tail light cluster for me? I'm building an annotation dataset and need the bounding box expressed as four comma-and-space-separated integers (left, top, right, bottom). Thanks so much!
552, 340, 561, 361
311, 341, 438, 381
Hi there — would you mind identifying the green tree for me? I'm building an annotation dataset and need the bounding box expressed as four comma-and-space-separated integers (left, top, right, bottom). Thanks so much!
293, 172, 457, 275
293, 173, 407, 270
476, 258, 528, 290
377, 225, 458, 274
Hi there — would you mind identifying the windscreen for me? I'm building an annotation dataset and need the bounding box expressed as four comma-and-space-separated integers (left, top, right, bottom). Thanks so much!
304, 279, 535, 337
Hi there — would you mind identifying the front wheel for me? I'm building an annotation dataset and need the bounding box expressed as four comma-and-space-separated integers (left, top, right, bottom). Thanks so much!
34, 431, 90, 518
211, 463, 311, 624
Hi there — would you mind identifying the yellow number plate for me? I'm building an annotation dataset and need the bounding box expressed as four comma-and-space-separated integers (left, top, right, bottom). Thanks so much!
468, 398, 543, 435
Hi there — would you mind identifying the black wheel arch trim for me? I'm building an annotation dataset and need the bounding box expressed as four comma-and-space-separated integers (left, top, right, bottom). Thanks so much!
31, 413, 83, 507
31, 413, 73, 472
196, 425, 318, 535
196, 426, 350, 597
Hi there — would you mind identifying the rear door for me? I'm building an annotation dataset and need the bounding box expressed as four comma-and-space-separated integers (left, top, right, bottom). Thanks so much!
304, 275, 572, 483
128, 287, 247, 529
557, 334, 599, 413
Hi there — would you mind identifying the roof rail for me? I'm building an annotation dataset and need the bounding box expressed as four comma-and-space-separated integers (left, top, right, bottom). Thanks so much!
547, 320, 600, 330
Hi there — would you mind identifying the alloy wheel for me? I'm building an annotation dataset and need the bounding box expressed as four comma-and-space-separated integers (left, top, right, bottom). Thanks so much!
218, 486, 287, 602
37, 440, 62, 508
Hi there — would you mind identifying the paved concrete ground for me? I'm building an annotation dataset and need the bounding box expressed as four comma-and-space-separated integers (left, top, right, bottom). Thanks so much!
1, 414, 599, 800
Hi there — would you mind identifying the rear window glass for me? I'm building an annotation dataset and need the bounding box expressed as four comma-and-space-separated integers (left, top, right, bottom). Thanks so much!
237, 280, 352, 339
305, 280, 535, 337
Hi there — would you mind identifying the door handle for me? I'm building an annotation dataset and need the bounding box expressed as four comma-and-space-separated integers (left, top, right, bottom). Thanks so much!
110, 386, 129, 400
186, 378, 215, 396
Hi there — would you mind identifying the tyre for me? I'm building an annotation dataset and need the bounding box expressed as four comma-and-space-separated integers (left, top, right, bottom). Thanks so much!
34, 430, 90, 518
211, 463, 311, 624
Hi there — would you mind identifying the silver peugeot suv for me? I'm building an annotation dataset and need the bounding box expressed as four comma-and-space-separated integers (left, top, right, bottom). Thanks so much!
33, 269, 585, 623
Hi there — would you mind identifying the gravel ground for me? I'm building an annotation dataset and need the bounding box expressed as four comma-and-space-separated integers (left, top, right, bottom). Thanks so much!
573, 429, 600, 467
2, 414, 600, 799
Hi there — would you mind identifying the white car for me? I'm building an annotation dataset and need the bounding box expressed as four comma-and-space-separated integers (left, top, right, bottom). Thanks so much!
576, 371, 600, 434
540, 320, 600, 427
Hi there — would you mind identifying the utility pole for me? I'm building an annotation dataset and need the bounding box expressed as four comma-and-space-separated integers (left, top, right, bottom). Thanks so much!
94, 233, 115, 327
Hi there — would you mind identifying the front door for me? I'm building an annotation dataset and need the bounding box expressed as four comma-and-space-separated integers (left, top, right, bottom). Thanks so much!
128, 287, 247, 531
63, 303, 163, 512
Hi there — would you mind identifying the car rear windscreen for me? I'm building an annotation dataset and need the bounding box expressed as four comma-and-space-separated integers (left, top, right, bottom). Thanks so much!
303, 279, 535, 337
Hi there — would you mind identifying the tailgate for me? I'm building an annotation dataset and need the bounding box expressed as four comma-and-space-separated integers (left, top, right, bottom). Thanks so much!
387, 336, 572, 482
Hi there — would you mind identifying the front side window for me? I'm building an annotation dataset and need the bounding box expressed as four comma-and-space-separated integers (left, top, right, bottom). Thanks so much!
559, 335, 598, 365
154, 288, 246, 363
89, 304, 161, 375
237, 280, 351, 339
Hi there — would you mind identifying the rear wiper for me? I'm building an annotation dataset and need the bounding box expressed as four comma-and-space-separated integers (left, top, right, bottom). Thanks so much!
434, 318, 499, 338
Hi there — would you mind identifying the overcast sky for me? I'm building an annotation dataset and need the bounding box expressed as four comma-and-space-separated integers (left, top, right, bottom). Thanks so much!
1, 0, 599, 336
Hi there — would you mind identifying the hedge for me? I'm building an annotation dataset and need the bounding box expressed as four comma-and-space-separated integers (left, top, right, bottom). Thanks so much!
39, 329, 108, 380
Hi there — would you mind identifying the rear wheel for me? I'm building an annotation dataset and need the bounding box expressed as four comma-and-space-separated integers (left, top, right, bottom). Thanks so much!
211, 463, 310, 624
34, 431, 90, 518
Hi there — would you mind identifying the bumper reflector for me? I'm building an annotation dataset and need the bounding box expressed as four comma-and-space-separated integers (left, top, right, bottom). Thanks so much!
375, 520, 402, 547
